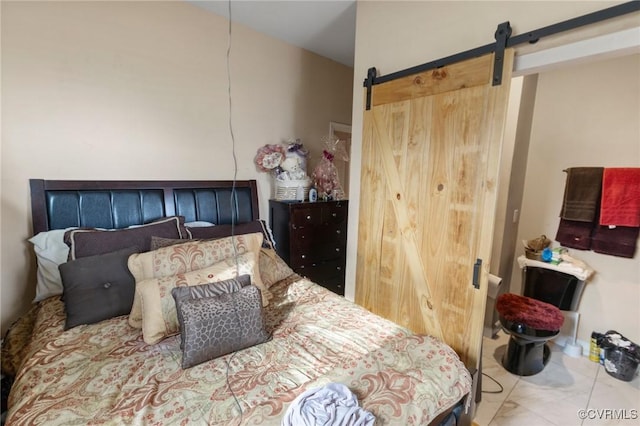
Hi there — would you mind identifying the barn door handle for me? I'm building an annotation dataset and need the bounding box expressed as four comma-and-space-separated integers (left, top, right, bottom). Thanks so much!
472, 259, 482, 289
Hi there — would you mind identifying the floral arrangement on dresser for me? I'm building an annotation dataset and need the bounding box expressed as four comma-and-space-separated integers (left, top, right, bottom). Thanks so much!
254, 140, 311, 200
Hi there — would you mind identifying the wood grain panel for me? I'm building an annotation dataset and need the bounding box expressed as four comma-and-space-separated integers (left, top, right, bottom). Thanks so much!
356, 50, 514, 368
371, 54, 493, 108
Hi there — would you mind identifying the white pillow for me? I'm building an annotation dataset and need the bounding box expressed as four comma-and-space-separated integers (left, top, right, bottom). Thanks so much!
184, 221, 215, 227
29, 228, 75, 302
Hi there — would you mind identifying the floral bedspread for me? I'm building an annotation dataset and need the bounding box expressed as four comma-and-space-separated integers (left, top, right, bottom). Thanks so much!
6, 275, 471, 425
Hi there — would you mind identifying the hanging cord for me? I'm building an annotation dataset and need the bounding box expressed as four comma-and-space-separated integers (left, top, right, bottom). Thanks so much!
481, 372, 504, 394
225, 300, 245, 424
226, 0, 239, 266
225, 1, 243, 424
227, 0, 240, 277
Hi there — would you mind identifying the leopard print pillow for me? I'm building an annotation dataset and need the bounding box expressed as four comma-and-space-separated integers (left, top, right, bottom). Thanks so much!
174, 284, 270, 369
171, 275, 251, 350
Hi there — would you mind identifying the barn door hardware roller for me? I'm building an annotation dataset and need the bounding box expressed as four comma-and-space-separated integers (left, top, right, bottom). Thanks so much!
492, 22, 511, 86
364, 67, 377, 111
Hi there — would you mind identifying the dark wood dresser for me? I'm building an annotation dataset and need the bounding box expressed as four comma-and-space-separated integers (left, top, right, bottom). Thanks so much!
269, 200, 348, 295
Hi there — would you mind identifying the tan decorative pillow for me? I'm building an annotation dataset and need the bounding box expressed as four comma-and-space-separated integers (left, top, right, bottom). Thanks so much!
137, 251, 266, 344
259, 248, 295, 288
127, 233, 266, 328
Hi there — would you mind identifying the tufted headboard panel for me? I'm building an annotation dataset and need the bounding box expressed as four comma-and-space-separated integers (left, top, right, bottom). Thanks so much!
29, 179, 259, 235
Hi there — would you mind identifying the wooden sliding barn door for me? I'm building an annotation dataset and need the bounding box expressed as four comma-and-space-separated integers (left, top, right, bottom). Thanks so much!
356, 50, 514, 368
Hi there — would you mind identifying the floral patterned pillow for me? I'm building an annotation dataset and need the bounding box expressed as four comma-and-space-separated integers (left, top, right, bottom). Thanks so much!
128, 233, 266, 328
137, 251, 266, 345
259, 248, 295, 288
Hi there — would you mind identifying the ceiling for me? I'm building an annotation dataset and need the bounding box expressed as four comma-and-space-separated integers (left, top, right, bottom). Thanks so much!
189, 1, 357, 67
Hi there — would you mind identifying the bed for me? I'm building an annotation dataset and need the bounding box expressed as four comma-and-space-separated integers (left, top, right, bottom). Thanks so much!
3, 179, 471, 425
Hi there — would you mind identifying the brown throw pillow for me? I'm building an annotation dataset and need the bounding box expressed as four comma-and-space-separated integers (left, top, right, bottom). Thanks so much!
59, 246, 139, 330
186, 220, 275, 248
174, 284, 270, 369
149, 236, 194, 251
64, 216, 187, 260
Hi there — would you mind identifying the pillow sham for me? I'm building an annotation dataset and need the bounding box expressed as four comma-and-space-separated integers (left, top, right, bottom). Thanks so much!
150, 236, 190, 251
127, 232, 266, 328
174, 284, 270, 369
64, 216, 187, 261
148, 239, 292, 289
186, 220, 276, 249
59, 246, 139, 330
136, 251, 266, 344
29, 227, 75, 302
258, 248, 295, 288
171, 274, 251, 349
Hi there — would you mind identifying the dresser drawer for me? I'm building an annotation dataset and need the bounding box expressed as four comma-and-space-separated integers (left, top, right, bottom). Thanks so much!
293, 259, 345, 280
290, 236, 347, 265
291, 203, 348, 228
291, 207, 323, 226
323, 203, 348, 224
294, 261, 345, 296
291, 223, 346, 246
320, 276, 345, 296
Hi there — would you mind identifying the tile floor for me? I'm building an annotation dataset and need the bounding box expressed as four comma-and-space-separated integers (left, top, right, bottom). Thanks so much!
473, 331, 640, 426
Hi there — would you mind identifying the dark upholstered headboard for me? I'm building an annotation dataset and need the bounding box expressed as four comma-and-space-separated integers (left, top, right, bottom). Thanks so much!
29, 179, 259, 235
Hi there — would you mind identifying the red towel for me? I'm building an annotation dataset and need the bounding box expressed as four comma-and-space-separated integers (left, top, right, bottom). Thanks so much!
600, 168, 640, 227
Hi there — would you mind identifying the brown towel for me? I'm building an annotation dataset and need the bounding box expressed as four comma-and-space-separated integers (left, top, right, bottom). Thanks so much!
555, 219, 593, 250
560, 167, 604, 222
591, 225, 639, 258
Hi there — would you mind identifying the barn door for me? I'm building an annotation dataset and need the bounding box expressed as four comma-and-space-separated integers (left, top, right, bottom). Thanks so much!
355, 50, 514, 368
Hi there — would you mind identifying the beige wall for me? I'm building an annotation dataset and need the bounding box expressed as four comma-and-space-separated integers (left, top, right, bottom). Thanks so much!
514, 54, 640, 345
346, 1, 635, 346
1, 1, 353, 334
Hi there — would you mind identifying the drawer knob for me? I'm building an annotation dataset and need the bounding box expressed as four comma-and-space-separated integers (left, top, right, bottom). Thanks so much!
332, 213, 337, 217
335, 247, 340, 252
301, 254, 306, 259
306, 215, 312, 220
336, 229, 341, 234
336, 266, 342, 271
299, 265, 305, 269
